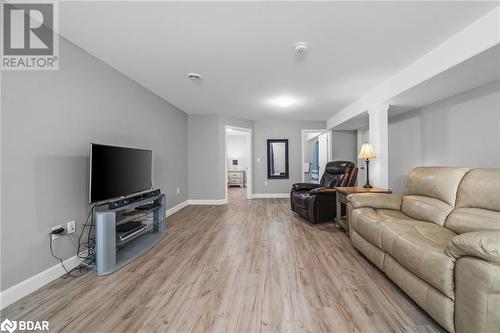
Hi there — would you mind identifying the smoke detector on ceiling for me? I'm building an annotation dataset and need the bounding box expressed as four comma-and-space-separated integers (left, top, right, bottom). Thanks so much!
294, 42, 309, 55
187, 73, 202, 81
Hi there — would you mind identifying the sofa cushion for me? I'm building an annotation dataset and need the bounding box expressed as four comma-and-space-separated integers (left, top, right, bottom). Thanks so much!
456, 168, 500, 212
384, 256, 455, 332
445, 208, 500, 234
375, 209, 409, 220
401, 195, 453, 226
292, 192, 309, 209
350, 207, 413, 249
403, 167, 470, 206
381, 221, 457, 299
446, 168, 500, 234
348, 193, 402, 211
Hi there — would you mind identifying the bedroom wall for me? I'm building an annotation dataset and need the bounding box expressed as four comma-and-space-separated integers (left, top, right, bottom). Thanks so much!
227, 135, 250, 175
388, 80, 500, 194
1, 38, 189, 291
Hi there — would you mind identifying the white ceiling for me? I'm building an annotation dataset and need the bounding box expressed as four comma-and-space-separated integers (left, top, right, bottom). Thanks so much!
333, 44, 500, 130
59, 1, 498, 121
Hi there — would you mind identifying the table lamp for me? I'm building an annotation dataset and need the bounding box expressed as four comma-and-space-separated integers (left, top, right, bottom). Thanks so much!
358, 143, 376, 188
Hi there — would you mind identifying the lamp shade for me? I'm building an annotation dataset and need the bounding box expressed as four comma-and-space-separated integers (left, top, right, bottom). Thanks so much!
358, 143, 376, 159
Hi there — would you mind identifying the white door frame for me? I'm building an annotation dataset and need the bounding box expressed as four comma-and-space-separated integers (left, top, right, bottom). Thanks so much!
301, 129, 329, 182
225, 125, 253, 201
318, 131, 332, 179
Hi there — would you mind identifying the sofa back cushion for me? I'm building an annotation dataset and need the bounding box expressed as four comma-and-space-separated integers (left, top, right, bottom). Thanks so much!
455, 169, 500, 211
445, 168, 500, 233
401, 196, 454, 226
402, 167, 470, 226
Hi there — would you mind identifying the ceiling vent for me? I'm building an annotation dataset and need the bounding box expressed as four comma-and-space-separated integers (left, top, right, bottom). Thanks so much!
187, 73, 202, 81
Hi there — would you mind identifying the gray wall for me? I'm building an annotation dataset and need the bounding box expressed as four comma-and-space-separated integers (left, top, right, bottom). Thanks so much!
254, 119, 326, 194
188, 114, 222, 200
188, 114, 255, 200
331, 130, 357, 163
1, 38, 188, 291
389, 80, 500, 194
188, 115, 324, 198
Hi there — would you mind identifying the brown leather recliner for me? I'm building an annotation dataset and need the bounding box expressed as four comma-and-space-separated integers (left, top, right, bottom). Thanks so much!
290, 161, 357, 224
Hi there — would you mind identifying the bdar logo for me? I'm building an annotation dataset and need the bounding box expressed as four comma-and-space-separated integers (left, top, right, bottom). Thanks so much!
0, 319, 17, 333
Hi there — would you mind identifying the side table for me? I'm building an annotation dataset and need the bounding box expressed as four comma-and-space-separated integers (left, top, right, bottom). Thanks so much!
335, 186, 392, 235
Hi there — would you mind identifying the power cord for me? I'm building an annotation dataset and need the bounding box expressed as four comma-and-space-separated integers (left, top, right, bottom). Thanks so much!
49, 233, 89, 279
49, 204, 97, 279
76, 204, 97, 265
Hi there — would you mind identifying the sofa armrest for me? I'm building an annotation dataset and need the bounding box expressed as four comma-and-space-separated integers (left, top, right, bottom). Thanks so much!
292, 183, 322, 192
445, 231, 500, 265
348, 193, 402, 210
309, 187, 336, 196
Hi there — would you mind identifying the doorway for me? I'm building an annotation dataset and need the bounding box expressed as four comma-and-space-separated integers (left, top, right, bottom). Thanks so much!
225, 125, 252, 202
301, 129, 331, 183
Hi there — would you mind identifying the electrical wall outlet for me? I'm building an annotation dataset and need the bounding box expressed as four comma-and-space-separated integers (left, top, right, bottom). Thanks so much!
264, 180, 268, 186
51, 224, 63, 240
67, 220, 76, 234
176, 187, 180, 194
257, 157, 260, 163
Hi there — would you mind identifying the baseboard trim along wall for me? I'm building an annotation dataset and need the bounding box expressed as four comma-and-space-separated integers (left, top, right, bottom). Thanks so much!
165, 200, 190, 217
251, 193, 289, 199
0, 251, 87, 310
187, 199, 228, 205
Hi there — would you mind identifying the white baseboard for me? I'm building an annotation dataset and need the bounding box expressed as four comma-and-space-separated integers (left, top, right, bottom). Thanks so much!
251, 193, 289, 199
0, 252, 87, 310
165, 200, 189, 217
188, 199, 228, 205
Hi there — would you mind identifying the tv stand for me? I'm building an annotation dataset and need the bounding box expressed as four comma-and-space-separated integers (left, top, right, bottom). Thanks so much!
94, 192, 166, 275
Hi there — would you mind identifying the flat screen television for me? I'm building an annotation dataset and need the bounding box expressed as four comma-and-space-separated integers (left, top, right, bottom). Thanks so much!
90, 144, 152, 203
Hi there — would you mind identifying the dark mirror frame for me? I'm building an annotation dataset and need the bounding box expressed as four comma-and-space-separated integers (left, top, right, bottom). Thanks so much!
267, 139, 289, 179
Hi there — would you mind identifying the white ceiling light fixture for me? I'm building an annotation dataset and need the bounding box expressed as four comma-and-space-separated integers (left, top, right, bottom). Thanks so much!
187, 72, 202, 81
271, 96, 299, 108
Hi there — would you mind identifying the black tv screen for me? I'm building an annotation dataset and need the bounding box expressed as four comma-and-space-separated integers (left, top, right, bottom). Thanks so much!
90, 144, 152, 203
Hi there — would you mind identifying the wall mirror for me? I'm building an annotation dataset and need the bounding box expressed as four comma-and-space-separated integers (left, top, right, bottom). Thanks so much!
267, 139, 289, 179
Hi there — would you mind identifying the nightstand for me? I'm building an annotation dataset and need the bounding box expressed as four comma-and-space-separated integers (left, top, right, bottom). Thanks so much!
228, 171, 245, 187
334, 186, 392, 234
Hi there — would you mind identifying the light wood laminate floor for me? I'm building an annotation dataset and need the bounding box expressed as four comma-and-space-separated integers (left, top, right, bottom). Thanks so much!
2, 194, 444, 332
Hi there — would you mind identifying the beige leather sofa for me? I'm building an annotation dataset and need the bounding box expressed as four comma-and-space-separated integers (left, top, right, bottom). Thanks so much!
348, 167, 500, 333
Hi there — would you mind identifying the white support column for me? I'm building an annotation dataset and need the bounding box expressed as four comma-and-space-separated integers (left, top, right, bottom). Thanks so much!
368, 105, 389, 188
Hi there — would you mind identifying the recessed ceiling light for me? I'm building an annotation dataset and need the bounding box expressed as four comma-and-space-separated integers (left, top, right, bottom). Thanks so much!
271, 96, 298, 108
187, 73, 202, 81
226, 128, 234, 132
